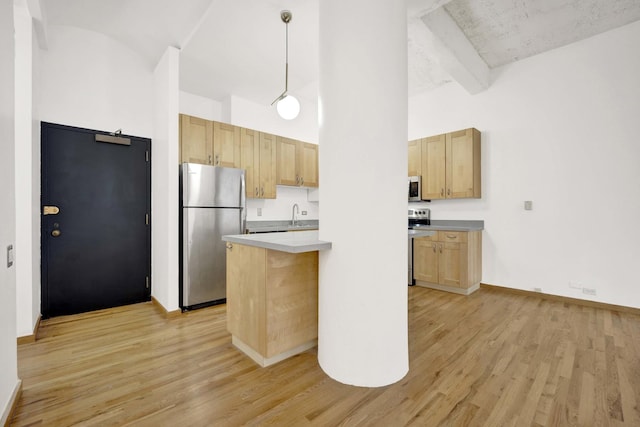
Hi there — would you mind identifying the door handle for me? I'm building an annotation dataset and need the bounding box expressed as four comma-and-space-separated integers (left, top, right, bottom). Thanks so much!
51, 229, 61, 237
43, 206, 60, 215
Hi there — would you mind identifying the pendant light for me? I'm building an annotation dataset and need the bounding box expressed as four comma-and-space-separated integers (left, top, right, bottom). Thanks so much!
271, 10, 300, 120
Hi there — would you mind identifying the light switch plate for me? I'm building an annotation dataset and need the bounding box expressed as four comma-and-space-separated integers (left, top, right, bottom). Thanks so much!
7, 244, 14, 268
257, 208, 262, 217
524, 201, 533, 210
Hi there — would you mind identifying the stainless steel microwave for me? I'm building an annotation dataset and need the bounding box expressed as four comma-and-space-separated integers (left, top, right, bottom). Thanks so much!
408, 176, 421, 201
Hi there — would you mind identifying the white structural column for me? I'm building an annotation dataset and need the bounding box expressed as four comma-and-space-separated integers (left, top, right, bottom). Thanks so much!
318, 0, 409, 386
152, 46, 181, 312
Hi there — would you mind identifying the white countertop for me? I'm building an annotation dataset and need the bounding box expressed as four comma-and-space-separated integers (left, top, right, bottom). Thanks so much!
222, 230, 332, 253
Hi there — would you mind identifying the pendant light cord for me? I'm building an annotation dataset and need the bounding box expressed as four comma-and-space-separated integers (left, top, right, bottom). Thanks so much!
271, 11, 292, 105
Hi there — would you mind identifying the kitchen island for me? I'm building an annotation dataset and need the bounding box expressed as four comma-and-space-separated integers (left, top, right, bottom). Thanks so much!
221, 231, 331, 367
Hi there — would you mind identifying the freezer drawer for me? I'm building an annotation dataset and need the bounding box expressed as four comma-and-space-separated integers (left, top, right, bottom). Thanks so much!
182, 207, 242, 308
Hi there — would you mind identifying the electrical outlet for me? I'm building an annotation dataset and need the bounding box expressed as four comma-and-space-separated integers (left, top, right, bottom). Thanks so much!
301, 211, 307, 215
534, 287, 542, 292
569, 281, 582, 289
257, 208, 262, 217
582, 288, 597, 296
524, 201, 533, 210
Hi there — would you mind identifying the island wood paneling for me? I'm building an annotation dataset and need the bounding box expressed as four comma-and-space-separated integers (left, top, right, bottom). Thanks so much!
11, 286, 640, 426
226, 244, 318, 361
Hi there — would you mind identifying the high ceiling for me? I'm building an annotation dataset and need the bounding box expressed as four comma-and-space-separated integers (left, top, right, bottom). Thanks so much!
39, 0, 640, 105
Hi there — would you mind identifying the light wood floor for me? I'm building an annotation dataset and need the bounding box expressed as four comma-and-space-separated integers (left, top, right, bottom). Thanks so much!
11, 286, 640, 426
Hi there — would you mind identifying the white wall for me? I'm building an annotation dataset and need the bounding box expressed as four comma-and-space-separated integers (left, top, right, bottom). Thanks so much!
179, 91, 222, 121
408, 20, 640, 308
39, 25, 153, 137
0, 0, 19, 422
245, 186, 318, 221
152, 47, 180, 311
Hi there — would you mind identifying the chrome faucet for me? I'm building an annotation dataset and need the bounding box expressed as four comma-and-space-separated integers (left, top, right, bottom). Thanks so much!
291, 203, 299, 226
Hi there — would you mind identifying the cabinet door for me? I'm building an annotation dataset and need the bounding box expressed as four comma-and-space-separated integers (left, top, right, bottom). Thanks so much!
299, 142, 319, 187
421, 134, 446, 200
446, 128, 481, 199
213, 121, 241, 168
276, 136, 299, 186
226, 244, 266, 354
439, 242, 463, 287
413, 237, 439, 283
180, 114, 213, 165
259, 132, 277, 198
408, 138, 422, 176
240, 128, 259, 198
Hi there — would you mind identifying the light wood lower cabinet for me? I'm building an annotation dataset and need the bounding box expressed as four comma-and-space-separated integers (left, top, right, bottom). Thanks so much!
413, 230, 482, 295
226, 243, 318, 366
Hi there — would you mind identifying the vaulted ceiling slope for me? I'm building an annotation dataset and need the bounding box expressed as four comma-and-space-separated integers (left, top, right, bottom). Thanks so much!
37, 0, 640, 103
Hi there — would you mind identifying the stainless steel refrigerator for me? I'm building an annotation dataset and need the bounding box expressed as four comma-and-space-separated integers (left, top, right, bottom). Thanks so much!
180, 163, 246, 310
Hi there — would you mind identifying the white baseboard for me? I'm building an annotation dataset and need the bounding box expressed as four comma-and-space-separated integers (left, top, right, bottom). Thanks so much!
415, 281, 480, 295
1, 379, 22, 426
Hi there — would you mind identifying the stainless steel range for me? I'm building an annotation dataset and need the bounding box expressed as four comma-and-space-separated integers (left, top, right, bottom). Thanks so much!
408, 208, 432, 286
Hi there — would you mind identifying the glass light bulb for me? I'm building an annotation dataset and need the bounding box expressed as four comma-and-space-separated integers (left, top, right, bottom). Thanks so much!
276, 95, 300, 120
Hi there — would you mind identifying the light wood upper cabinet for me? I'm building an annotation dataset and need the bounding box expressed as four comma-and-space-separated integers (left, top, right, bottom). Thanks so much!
410, 128, 481, 200
239, 129, 277, 199
421, 134, 446, 200
179, 114, 318, 193
258, 132, 277, 199
240, 128, 259, 198
180, 114, 213, 165
299, 142, 319, 188
213, 121, 241, 168
408, 138, 422, 176
276, 137, 319, 188
447, 128, 481, 199
276, 137, 299, 186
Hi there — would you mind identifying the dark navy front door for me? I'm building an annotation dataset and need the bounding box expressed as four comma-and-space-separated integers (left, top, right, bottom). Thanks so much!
41, 122, 151, 318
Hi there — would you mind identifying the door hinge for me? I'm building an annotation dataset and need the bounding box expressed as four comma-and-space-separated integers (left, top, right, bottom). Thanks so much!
145, 150, 149, 162
145, 213, 149, 225
146, 276, 150, 289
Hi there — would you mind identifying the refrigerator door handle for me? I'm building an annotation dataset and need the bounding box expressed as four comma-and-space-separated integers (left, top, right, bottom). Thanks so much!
240, 172, 247, 233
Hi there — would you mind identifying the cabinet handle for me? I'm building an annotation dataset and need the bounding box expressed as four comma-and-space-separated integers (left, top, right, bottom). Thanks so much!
255, 187, 259, 197
260, 187, 264, 197
208, 155, 212, 164
440, 188, 444, 197
226, 242, 233, 250
446, 234, 456, 239
296, 175, 300, 185
447, 188, 451, 196
432, 243, 436, 253
300, 177, 304, 186
439, 244, 443, 253
215, 154, 220, 165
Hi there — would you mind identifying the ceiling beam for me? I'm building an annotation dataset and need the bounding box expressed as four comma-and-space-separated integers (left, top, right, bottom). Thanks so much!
419, 6, 489, 94
25, 0, 48, 50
